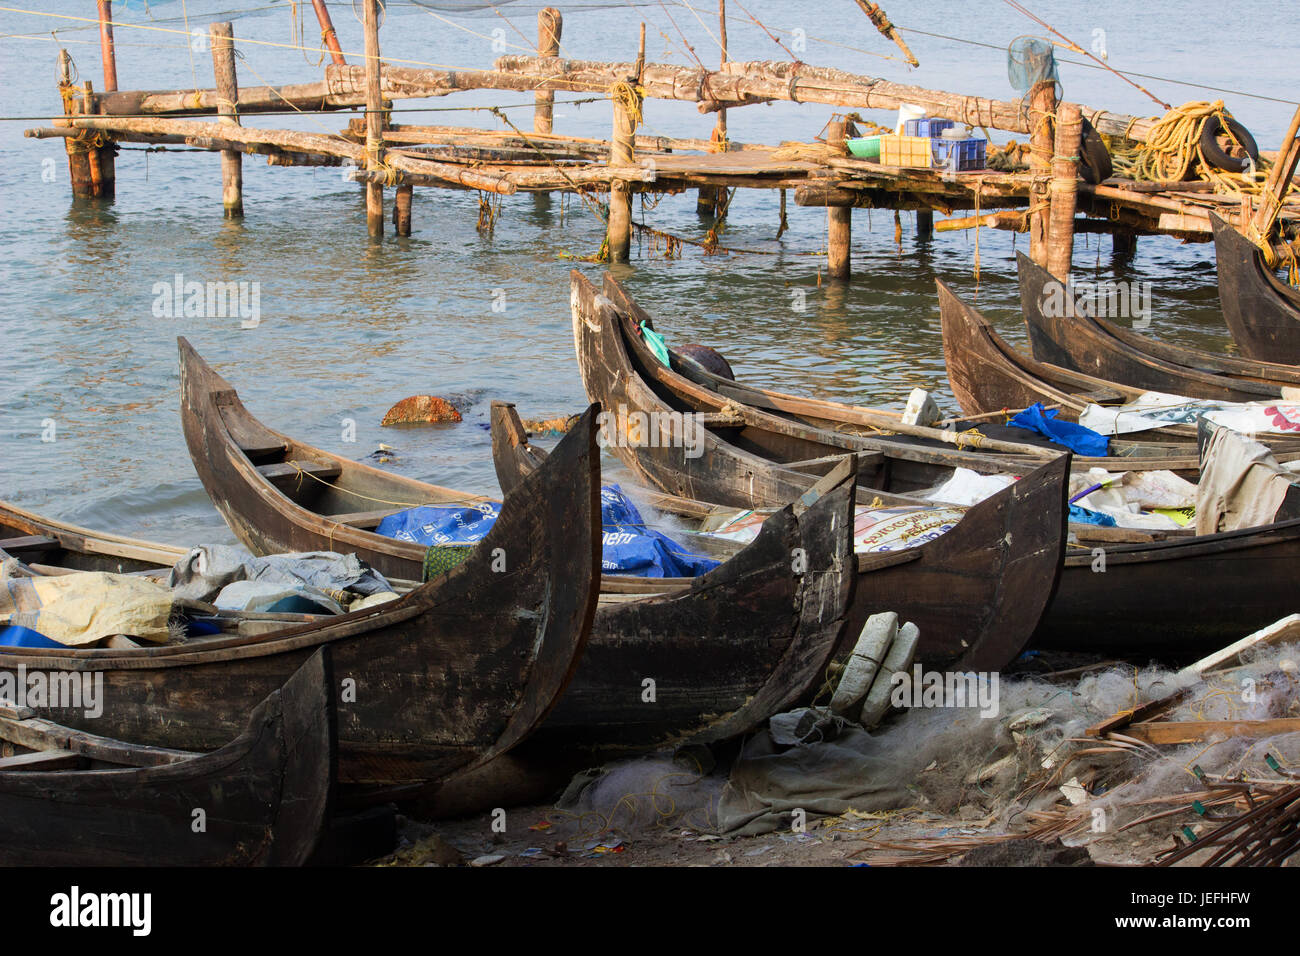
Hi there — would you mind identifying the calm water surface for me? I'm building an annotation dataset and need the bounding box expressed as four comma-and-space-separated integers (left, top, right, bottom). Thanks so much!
1, 0, 1296, 544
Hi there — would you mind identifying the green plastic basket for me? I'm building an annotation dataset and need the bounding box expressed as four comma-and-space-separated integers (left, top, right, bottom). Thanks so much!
846, 136, 881, 160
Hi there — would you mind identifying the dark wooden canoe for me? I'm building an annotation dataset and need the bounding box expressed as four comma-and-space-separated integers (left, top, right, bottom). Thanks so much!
580, 273, 1300, 661
0, 499, 183, 576
1049, 514, 1300, 656
1213, 211, 1300, 365
0, 648, 333, 866
0, 352, 601, 797
177, 344, 865, 752
569, 273, 1071, 671
1017, 252, 1293, 401
600, 271, 1214, 472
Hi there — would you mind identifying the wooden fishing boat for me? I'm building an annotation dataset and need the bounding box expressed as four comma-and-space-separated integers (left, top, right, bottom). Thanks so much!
0, 649, 333, 866
598, 271, 1211, 471
0, 500, 184, 576
569, 271, 1072, 671
572, 269, 1300, 658
1017, 252, 1299, 399
1213, 212, 1300, 365
0, 354, 601, 798
938, 278, 1275, 448
176, 342, 863, 752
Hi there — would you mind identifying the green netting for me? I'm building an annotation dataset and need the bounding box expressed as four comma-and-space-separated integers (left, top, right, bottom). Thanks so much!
1007, 36, 1058, 93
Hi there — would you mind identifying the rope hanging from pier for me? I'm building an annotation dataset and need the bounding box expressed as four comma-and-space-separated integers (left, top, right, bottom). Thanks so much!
607, 80, 644, 130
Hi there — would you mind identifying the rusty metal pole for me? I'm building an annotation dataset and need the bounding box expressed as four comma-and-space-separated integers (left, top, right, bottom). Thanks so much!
310, 0, 347, 65
97, 0, 118, 91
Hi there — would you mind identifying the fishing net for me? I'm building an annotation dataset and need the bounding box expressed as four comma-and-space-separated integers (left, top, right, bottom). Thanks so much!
1007, 36, 1058, 93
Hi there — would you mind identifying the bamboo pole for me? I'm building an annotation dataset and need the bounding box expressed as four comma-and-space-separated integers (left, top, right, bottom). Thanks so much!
826, 120, 851, 279
97, 1, 117, 92
534, 8, 562, 134
362, 0, 385, 236
1047, 101, 1081, 280
210, 22, 243, 219
1027, 79, 1056, 267
1251, 104, 1300, 240
310, 0, 346, 66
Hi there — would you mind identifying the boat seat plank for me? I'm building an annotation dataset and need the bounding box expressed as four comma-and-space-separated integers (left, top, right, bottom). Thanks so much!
0, 750, 84, 772
0, 535, 60, 556
256, 460, 343, 485
324, 507, 407, 529
216, 401, 290, 461
784, 451, 885, 473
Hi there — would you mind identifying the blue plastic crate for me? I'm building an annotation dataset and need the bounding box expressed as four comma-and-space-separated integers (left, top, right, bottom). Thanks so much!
903, 117, 954, 138
931, 137, 987, 171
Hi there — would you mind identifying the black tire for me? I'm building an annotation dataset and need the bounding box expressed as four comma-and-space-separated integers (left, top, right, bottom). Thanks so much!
1199, 114, 1260, 173
1077, 117, 1112, 185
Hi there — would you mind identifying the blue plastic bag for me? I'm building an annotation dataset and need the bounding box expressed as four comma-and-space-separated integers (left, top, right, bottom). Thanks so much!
0, 625, 65, 649
1007, 403, 1110, 457
374, 486, 720, 578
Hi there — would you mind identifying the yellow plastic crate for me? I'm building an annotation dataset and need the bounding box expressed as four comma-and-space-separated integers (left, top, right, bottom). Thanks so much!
877, 134, 934, 168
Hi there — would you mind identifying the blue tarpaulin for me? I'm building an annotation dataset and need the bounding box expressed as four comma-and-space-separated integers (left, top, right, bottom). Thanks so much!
0, 625, 65, 649
1068, 504, 1117, 527
1007, 403, 1110, 457
374, 485, 720, 578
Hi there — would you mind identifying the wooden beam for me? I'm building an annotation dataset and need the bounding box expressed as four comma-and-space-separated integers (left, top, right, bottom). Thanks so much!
826, 120, 851, 279
1125, 718, 1300, 746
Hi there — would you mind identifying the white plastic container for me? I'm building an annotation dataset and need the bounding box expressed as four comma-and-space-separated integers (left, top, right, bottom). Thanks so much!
896, 103, 926, 135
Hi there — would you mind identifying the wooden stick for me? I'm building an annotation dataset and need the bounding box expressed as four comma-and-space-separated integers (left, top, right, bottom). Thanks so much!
210, 22, 243, 219
534, 8, 562, 134
852, 1, 919, 67
310, 0, 346, 66
1125, 718, 1300, 746
1251, 104, 1300, 240
1047, 101, 1081, 280
362, 0, 384, 236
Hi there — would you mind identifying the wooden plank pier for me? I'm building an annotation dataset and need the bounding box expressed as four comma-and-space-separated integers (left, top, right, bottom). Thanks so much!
22, 2, 1300, 276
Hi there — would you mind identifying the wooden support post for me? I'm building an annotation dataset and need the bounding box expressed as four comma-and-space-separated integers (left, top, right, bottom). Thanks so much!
826, 120, 852, 279
608, 101, 635, 262
362, 0, 385, 236
393, 184, 412, 236
310, 0, 347, 66
606, 28, 642, 262
916, 209, 933, 240
1047, 101, 1081, 280
1027, 79, 1056, 267
210, 22, 243, 219
698, 1, 728, 217
1250, 104, 1300, 243
534, 8, 562, 134
97, 1, 118, 92
1111, 229, 1138, 261
57, 50, 98, 200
